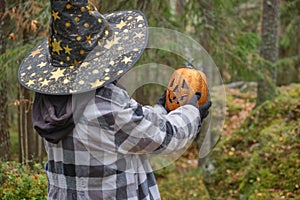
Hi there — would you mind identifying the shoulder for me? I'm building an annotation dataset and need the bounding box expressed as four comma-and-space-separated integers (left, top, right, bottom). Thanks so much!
95, 83, 131, 107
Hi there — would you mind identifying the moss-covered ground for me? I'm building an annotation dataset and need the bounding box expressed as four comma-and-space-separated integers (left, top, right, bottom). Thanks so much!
158, 83, 300, 199
206, 84, 300, 199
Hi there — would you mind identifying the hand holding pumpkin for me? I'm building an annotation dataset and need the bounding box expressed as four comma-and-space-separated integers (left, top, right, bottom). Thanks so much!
156, 89, 167, 107
186, 92, 212, 121
166, 67, 209, 111
198, 100, 212, 121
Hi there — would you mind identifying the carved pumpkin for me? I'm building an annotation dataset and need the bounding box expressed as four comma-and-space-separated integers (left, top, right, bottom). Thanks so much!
166, 68, 208, 111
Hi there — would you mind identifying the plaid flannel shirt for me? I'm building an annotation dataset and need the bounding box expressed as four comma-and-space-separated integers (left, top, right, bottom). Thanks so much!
45, 83, 200, 200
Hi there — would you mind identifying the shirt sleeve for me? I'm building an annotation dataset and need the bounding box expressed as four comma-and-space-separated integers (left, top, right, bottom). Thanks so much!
113, 98, 201, 155
78, 84, 201, 155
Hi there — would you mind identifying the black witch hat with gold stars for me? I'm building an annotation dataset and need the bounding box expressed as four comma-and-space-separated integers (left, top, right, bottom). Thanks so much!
18, 0, 148, 95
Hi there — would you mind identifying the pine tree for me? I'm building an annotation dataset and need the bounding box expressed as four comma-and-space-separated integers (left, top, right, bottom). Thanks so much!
0, 0, 10, 161
257, 0, 280, 105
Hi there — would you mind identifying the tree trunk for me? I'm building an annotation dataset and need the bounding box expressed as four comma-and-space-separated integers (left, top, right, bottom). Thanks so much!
0, 0, 10, 161
17, 0, 36, 164
24, 88, 35, 161
18, 85, 36, 164
257, 0, 280, 105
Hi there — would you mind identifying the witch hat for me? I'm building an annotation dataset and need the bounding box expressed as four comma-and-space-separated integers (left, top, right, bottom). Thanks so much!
18, 0, 148, 95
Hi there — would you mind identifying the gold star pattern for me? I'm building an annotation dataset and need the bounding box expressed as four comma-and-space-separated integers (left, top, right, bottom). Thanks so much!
52, 11, 60, 20
64, 45, 72, 55
87, 3, 94, 11
65, 22, 71, 28
104, 36, 120, 49
90, 79, 104, 88
116, 20, 126, 29
37, 62, 47, 68
122, 56, 132, 64
50, 68, 65, 81
84, 22, 89, 28
86, 35, 92, 43
104, 40, 114, 49
69, 89, 77, 93
92, 69, 99, 74
19, 10, 148, 95
81, 62, 90, 68
63, 79, 70, 84
134, 32, 144, 39
26, 80, 34, 86
117, 70, 124, 75
52, 39, 63, 54
72, 59, 81, 66
74, 17, 80, 23
66, 4, 72, 9
30, 48, 41, 57
109, 60, 115, 65
114, 36, 121, 44
136, 15, 144, 22
40, 79, 50, 87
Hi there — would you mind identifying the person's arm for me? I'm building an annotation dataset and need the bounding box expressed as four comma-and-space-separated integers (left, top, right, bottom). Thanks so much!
113, 98, 200, 154
77, 84, 201, 155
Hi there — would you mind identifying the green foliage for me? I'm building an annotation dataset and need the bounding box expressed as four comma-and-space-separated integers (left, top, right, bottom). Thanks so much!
0, 161, 47, 200
277, 56, 300, 85
0, 43, 35, 77
280, 0, 300, 57
230, 32, 262, 81
183, 0, 266, 83
0, 42, 37, 102
158, 168, 210, 200
207, 84, 300, 199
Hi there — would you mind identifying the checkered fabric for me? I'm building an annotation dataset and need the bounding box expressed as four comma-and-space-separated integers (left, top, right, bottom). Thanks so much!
44, 83, 201, 200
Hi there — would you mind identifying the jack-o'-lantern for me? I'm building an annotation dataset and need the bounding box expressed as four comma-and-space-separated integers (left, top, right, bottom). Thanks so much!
166, 67, 208, 111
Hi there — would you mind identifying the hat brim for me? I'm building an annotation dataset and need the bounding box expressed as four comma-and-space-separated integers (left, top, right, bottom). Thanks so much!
18, 10, 148, 95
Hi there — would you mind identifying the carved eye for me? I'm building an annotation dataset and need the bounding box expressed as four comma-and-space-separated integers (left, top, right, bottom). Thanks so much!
170, 78, 175, 87
182, 79, 189, 89
173, 85, 178, 93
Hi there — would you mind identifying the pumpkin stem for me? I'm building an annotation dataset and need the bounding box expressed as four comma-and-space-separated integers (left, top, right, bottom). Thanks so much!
186, 58, 194, 69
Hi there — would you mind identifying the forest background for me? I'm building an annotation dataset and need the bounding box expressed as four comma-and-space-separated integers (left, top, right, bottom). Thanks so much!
0, 0, 299, 199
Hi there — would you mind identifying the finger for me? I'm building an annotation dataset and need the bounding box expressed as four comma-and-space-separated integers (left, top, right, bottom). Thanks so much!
195, 92, 202, 100
202, 110, 209, 119
187, 93, 199, 106
201, 101, 212, 109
